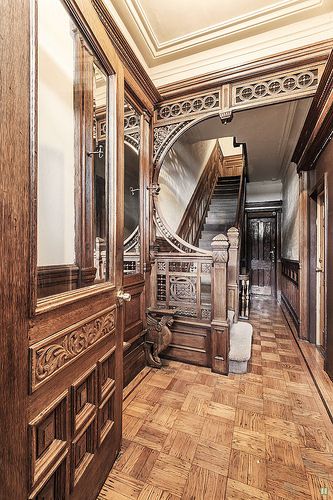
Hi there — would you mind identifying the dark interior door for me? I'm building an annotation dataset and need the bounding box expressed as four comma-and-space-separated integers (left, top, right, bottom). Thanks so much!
248, 216, 276, 297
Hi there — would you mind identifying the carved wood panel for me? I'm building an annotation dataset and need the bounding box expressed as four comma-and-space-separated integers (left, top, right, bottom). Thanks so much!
29, 307, 116, 392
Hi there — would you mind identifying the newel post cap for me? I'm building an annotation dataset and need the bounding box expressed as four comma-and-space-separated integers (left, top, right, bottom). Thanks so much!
211, 234, 229, 263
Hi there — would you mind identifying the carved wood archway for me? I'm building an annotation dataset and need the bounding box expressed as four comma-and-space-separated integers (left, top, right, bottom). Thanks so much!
152, 63, 325, 183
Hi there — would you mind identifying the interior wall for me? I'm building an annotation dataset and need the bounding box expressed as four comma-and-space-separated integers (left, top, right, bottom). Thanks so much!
281, 162, 299, 260
158, 139, 215, 231
246, 180, 282, 202
37, 0, 75, 266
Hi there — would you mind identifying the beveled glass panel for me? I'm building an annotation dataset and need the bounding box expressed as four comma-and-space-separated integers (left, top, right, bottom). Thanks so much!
37, 0, 110, 298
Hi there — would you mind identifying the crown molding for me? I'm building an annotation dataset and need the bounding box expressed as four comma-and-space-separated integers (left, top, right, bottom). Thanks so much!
125, 0, 322, 58
157, 39, 333, 100
92, 0, 160, 105
293, 48, 333, 171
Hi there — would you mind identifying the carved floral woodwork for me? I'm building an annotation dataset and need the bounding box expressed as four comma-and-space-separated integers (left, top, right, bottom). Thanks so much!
211, 234, 229, 263
145, 308, 176, 368
30, 308, 116, 391
153, 120, 192, 164
152, 64, 324, 175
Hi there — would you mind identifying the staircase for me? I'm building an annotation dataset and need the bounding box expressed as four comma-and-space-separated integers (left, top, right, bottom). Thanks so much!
198, 176, 240, 250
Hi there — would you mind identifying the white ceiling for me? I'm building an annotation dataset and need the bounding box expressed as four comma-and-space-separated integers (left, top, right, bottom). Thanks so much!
103, 0, 333, 85
168, 98, 312, 182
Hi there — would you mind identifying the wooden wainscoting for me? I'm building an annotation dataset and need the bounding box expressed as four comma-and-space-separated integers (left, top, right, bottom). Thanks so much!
123, 275, 147, 387
162, 319, 211, 367
281, 258, 300, 332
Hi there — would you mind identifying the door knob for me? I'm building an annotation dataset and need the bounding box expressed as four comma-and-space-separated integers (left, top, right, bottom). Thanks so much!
117, 290, 131, 302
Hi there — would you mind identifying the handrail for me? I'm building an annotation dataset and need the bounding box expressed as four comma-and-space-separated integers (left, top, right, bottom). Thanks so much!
153, 199, 212, 255
124, 226, 139, 252
176, 141, 221, 245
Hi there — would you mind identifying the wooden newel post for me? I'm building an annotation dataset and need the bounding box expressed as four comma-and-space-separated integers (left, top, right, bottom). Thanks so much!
211, 234, 230, 374
227, 227, 240, 321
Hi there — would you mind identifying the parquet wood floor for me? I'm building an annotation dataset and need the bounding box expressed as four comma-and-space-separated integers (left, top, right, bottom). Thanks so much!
98, 299, 333, 499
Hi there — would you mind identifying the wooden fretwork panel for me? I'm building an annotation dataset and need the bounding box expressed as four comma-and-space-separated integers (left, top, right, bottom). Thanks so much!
71, 367, 97, 435
29, 392, 68, 489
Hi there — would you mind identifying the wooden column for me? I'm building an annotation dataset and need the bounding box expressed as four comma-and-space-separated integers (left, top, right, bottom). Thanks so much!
299, 170, 309, 340
0, 1, 30, 498
227, 227, 240, 321
211, 234, 230, 374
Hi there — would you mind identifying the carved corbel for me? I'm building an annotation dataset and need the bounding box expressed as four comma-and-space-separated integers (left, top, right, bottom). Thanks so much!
145, 308, 176, 368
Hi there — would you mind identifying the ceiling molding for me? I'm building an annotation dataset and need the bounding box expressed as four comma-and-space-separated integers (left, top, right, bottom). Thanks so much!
92, 0, 160, 105
124, 0, 322, 58
157, 39, 333, 100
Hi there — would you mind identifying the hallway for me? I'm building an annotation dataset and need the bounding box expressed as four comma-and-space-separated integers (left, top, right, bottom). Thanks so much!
99, 300, 333, 500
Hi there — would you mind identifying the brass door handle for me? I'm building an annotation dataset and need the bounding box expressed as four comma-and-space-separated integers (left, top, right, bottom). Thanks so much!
117, 290, 131, 302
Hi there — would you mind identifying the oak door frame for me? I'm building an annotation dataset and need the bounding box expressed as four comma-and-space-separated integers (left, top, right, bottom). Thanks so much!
27, 2, 126, 500
309, 174, 328, 352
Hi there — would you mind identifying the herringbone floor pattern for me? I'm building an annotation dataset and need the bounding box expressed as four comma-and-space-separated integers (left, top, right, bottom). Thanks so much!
99, 299, 333, 499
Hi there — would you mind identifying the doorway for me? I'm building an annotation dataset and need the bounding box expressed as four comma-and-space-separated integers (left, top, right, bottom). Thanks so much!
247, 213, 277, 298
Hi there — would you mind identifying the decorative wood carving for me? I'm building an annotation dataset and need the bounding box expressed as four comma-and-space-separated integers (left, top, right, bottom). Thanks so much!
156, 90, 220, 123
30, 307, 116, 391
153, 120, 192, 164
231, 66, 322, 110
227, 227, 240, 320
145, 308, 176, 368
211, 234, 230, 374
154, 254, 213, 321
239, 273, 250, 320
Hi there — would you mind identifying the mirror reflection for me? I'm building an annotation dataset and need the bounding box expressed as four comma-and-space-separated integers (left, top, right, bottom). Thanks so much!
123, 100, 141, 275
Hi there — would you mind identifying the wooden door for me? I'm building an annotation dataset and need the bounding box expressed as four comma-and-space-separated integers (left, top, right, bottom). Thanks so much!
248, 216, 277, 297
27, 2, 126, 499
316, 190, 326, 350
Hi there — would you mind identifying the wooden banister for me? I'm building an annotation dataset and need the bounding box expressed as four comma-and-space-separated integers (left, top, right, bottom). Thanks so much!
176, 141, 221, 245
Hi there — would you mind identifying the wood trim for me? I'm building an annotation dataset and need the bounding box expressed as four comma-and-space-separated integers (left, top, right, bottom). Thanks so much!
158, 40, 332, 100
0, 1, 30, 498
299, 171, 310, 340
281, 258, 300, 333
293, 48, 333, 171
92, 0, 160, 106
